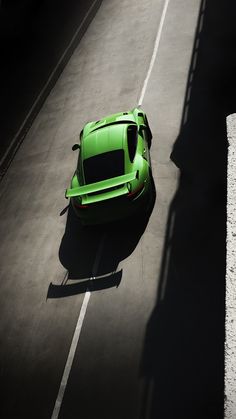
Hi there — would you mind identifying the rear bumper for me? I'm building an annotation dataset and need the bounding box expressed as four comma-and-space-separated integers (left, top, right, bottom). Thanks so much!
71, 180, 152, 225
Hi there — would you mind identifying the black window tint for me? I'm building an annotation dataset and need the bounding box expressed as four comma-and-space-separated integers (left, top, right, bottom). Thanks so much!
83, 150, 124, 184
127, 125, 138, 162
77, 153, 83, 183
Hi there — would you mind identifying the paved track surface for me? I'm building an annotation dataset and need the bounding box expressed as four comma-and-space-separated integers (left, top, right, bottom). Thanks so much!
0, 0, 233, 418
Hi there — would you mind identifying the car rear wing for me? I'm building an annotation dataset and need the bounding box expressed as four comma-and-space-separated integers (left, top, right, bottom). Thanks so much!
66, 171, 138, 203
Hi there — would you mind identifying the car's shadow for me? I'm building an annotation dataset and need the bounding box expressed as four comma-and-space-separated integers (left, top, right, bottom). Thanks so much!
47, 181, 156, 298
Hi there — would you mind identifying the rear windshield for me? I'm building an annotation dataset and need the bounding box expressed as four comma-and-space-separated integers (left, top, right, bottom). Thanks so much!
83, 149, 124, 184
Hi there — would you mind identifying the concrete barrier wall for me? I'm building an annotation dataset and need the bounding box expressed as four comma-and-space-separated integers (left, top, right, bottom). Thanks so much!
225, 114, 236, 418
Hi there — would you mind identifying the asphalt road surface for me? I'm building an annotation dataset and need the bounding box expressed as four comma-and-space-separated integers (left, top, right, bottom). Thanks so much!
0, 0, 231, 418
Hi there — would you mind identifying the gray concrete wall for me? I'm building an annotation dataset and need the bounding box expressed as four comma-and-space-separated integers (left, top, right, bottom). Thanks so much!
226, 114, 236, 418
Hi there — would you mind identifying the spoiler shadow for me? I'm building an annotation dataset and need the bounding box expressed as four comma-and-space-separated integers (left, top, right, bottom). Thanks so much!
48, 181, 156, 298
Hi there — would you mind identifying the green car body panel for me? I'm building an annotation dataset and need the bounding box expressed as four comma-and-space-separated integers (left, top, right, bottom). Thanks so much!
66, 107, 153, 224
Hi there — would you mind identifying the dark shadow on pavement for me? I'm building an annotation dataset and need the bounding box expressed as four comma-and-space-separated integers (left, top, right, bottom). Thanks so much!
48, 181, 156, 298
47, 271, 122, 298
0, 0, 102, 175
140, 1, 236, 418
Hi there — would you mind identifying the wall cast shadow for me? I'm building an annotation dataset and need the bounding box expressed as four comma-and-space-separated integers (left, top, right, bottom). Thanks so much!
139, 1, 236, 417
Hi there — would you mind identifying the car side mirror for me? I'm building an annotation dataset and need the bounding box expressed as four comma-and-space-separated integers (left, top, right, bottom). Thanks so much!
72, 143, 80, 151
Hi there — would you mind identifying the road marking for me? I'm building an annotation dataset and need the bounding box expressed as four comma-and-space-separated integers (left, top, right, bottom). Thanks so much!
51, 233, 106, 419
0, 0, 101, 176
51, 291, 91, 419
91, 232, 106, 278
138, 0, 170, 106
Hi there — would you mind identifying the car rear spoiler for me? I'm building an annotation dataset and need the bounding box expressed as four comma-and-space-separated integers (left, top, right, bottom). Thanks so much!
66, 171, 138, 201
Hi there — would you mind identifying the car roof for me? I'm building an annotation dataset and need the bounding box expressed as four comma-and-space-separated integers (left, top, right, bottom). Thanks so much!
81, 122, 133, 160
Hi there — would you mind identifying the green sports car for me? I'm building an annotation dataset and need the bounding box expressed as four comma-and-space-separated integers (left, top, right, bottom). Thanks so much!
65, 107, 153, 225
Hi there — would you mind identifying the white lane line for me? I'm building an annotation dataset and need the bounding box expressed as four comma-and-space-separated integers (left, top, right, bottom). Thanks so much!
51, 291, 91, 419
138, 0, 170, 106
51, 233, 106, 419
0, 0, 100, 170
91, 232, 106, 278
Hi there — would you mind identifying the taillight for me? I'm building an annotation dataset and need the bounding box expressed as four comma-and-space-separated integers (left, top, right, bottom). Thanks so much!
73, 198, 88, 209
127, 183, 144, 199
